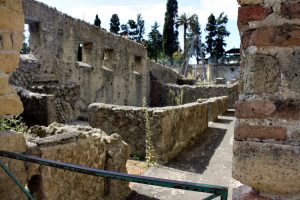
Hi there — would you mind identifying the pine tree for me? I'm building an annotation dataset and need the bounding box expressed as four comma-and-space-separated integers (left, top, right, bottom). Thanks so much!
120, 24, 129, 36
136, 13, 145, 43
94, 14, 101, 27
205, 13, 230, 63
110, 14, 120, 34
162, 0, 179, 63
145, 22, 162, 62
128, 19, 138, 41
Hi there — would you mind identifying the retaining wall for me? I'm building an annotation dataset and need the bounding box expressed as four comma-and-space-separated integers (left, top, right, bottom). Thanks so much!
89, 97, 228, 163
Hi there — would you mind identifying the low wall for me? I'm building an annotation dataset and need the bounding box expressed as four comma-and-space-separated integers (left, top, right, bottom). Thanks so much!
198, 96, 228, 122
0, 124, 130, 200
151, 81, 238, 108
148, 60, 182, 84
89, 102, 209, 163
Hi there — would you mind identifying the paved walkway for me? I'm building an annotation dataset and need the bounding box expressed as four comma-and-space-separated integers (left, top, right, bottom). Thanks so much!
127, 110, 237, 200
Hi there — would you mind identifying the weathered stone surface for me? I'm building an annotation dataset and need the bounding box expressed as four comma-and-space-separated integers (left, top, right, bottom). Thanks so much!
233, 141, 300, 195
238, 5, 272, 24
27, 123, 130, 200
0, 53, 20, 74
281, 2, 300, 19
149, 60, 182, 84
240, 191, 272, 200
237, 0, 263, 6
151, 81, 238, 108
234, 121, 287, 141
15, 87, 57, 126
0, 94, 24, 116
0, 73, 12, 95
89, 102, 209, 163
0, 132, 27, 200
239, 54, 280, 95
236, 100, 300, 120
0, 8, 24, 32
242, 25, 300, 48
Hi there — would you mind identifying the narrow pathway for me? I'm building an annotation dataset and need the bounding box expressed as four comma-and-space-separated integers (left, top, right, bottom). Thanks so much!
127, 110, 237, 200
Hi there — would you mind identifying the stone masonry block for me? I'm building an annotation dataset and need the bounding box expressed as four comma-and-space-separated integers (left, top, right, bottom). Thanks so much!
237, 0, 263, 6
242, 25, 300, 48
0, 53, 20, 73
234, 120, 287, 141
240, 54, 280, 95
281, 2, 300, 19
0, 73, 12, 95
12, 32, 23, 51
233, 141, 300, 195
0, 94, 23, 116
0, 8, 24, 32
0, 131, 27, 200
1, 32, 12, 50
236, 100, 300, 120
238, 5, 272, 25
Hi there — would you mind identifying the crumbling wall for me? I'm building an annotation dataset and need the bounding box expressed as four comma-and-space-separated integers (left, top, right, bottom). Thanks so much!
26, 123, 130, 200
0, 0, 24, 116
11, 0, 150, 123
151, 82, 238, 108
198, 96, 228, 122
0, 1, 26, 199
89, 100, 228, 163
148, 60, 182, 84
207, 64, 240, 83
234, 0, 300, 199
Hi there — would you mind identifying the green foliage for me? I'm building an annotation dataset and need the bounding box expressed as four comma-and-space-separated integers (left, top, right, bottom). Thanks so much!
142, 98, 155, 166
177, 13, 197, 52
136, 13, 145, 43
120, 24, 129, 36
163, 0, 179, 61
94, 14, 101, 27
144, 21, 162, 62
0, 117, 27, 133
167, 89, 183, 106
205, 13, 230, 63
109, 14, 120, 34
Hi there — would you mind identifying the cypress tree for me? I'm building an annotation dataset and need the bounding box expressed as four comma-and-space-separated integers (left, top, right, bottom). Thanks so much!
110, 14, 120, 34
162, 0, 179, 63
94, 14, 101, 27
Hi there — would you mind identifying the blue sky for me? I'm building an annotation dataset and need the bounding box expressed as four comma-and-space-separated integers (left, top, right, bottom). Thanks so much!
36, 0, 240, 51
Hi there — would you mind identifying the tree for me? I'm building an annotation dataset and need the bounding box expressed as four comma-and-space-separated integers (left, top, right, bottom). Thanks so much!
94, 14, 101, 27
177, 13, 197, 52
136, 13, 145, 43
145, 22, 163, 62
128, 19, 138, 41
205, 13, 230, 63
120, 24, 129, 36
163, 0, 179, 63
110, 14, 120, 34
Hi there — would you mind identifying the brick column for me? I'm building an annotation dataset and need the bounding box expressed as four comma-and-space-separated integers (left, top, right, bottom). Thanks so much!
0, 0, 24, 117
234, 0, 300, 199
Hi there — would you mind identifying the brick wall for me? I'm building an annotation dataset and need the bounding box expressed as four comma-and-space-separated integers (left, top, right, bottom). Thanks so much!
0, 0, 24, 116
234, 0, 300, 199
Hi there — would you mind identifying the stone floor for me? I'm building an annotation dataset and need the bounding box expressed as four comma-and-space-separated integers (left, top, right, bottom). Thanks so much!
126, 110, 239, 200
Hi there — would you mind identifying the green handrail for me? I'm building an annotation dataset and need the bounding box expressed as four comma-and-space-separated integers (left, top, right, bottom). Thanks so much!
0, 150, 228, 200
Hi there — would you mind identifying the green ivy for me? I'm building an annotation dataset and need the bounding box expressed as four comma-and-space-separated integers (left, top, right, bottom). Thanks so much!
0, 117, 27, 133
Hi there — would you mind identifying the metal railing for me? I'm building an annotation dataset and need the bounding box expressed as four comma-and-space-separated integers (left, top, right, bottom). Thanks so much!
0, 150, 228, 200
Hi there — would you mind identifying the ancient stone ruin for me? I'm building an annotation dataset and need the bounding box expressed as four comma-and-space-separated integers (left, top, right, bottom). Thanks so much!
234, 0, 300, 199
0, 0, 299, 199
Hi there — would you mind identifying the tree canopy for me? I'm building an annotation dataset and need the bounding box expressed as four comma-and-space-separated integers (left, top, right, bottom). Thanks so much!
162, 0, 179, 61
205, 13, 230, 63
145, 21, 163, 62
110, 14, 120, 34
94, 14, 101, 27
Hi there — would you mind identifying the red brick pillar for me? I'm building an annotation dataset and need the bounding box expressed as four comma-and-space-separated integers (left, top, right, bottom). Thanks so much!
234, 0, 300, 199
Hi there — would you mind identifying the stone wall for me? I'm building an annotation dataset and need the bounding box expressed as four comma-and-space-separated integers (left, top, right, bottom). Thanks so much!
0, 0, 24, 116
0, 124, 130, 200
11, 0, 150, 122
151, 81, 238, 108
27, 123, 130, 200
198, 96, 228, 122
148, 60, 182, 84
89, 100, 228, 163
234, 0, 300, 199
207, 64, 240, 83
